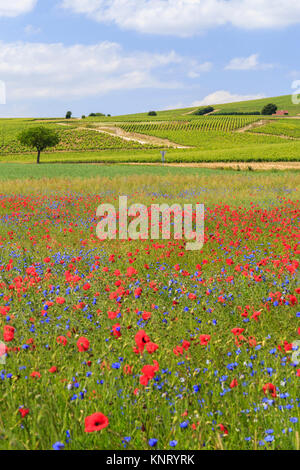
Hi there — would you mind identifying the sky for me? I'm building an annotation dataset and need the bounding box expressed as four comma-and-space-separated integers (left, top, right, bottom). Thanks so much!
0, 0, 300, 117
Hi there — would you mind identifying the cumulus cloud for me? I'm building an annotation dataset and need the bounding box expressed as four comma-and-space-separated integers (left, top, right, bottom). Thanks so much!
0, 41, 209, 100
0, 0, 37, 17
192, 90, 266, 106
225, 54, 274, 71
61, 0, 300, 36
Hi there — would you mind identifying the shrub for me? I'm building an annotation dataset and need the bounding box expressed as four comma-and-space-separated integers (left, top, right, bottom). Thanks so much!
193, 106, 214, 116
261, 103, 277, 115
148, 111, 157, 116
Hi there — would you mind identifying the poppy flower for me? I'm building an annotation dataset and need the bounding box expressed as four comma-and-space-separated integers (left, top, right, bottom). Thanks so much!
56, 335, 68, 346
3, 325, 15, 342
19, 407, 29, 418
146, 342, 159, 354
263, 383, 277, 398
30, 371, 41, 379
135, 329, 150, 354
84, 412, 109, 432
112, 323, 121, 338
199, 334, 211, 346
77, 337, 90, 352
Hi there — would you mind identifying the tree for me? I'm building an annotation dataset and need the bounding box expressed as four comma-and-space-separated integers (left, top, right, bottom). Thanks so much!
261, 103, 277, 115
194, 106, 214, 116
66, 111, 72, 119
148, 111, 157, 116
18, 126, 60, 164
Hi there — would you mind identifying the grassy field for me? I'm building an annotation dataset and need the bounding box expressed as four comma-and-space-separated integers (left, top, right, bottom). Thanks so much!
0, 168, 299, 450
79, 94, 300, 121
1, 94, 300, 163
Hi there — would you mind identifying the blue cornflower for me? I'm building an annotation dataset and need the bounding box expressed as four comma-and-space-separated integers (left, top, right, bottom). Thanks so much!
148, 438, 158, 447
53, 442, 65, 450
169, 440, 178, 447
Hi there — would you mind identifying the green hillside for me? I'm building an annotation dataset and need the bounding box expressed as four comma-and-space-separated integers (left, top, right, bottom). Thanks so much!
87, 94, 300, 121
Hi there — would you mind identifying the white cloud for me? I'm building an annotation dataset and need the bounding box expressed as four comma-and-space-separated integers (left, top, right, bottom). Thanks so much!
192, 90, 266, 106
187, 61, 212, 78
0, 80, 6, 104
0, 0, 37, 17
225, 54, 273, 71
61, 0, 300, 36
0, 41, 208, 100
24, 24, 42, 35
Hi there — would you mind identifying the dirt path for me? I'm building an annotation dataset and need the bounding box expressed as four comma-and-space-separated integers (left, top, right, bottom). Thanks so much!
125, 162, 300, 170
236, 119, 269, 133
94, 126, 190, 148
183, 108, 220, 116
58, 123, 191, 149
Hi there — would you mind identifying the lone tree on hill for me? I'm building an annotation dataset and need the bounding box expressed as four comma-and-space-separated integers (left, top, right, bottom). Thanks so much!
18, 126, 60, 164
261, 103, 277, 115
66, 111, 72, 119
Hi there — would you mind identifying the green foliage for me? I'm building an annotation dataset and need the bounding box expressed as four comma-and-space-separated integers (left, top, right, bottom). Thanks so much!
18, 126, 60, 163
65, 111, 72, 119
148, 111, 157, 116
261, 103, 278, 115
89, 112, 105, 117
193, 106, 214, 115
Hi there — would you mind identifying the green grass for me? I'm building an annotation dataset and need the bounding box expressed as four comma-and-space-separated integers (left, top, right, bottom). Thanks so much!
2, 138, 300, 164
1, 162, 298, 182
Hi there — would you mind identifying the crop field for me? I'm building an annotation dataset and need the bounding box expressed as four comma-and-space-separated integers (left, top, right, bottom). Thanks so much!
0, 169, 299, 451
120, 116, 260, 132
0, 120, 153, 155
1, 107, 300, 163
249, 119, 300, 139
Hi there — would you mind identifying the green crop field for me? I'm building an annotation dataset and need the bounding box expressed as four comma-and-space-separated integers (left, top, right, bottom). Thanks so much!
1, 95, 300, 163
249, 119, 300, 139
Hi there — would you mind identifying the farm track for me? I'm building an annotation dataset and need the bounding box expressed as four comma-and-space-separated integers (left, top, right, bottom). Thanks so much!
58, 123, 191, 149
125, 162, 300, 170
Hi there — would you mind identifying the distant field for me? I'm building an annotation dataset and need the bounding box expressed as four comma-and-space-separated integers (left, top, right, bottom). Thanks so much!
1, 95, 300, 163
81, 94, 300, 121
1, 162, 299, 182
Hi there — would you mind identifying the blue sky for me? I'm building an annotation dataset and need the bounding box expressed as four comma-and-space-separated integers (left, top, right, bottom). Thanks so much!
0, 0, 300, 117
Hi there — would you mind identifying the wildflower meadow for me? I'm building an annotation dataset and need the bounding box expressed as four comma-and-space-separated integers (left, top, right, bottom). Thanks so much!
0, 169, 299, 450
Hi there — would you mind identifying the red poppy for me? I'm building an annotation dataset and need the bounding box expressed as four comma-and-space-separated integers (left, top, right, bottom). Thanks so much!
218, 423, 228, 435
30, 371, 41, 379
77, 337, 90, 352
84, 412, 109, 432
112, 323, 121, 338
230, 378, 238, 389
19, 407, 29, 418
199, 334, 211, 346
56, 335, 68, 346
146, 342, 159, 354
262, 383, 277, 398
3, 325, 15, 342
135, 329, 150, 354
